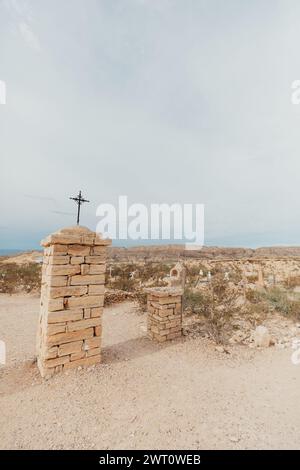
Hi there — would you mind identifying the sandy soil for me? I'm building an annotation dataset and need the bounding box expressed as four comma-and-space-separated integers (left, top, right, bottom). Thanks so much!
0, 294, 299, 450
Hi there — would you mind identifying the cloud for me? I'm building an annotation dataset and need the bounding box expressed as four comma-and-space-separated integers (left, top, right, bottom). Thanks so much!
2, 0, 41, 50
18, 20, 40, 50
1, 0, 300, 248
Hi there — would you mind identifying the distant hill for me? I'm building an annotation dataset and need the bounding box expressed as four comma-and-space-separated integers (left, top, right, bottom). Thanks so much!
108, 245, 300, 261
2, 245, 300, 265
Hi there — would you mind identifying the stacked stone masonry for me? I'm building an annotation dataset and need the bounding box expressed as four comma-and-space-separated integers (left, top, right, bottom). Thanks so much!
146, 288, 183, 342
37, 226, 111, 378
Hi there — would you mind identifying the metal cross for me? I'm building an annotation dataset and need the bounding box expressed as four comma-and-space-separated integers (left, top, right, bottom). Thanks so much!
69, 190, 89, 225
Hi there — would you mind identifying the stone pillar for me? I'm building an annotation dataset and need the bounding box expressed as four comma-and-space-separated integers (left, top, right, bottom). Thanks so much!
146, 287, 183, 342
36, 226, 111, 378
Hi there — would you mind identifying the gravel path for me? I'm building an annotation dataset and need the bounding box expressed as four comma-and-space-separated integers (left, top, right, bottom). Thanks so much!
0, 294, 299, 449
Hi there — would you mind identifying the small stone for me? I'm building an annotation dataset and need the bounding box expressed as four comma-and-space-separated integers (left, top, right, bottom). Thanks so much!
253, 326, 271, 348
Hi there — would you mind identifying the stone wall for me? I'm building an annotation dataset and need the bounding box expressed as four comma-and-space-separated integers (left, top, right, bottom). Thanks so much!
146, 287, 183, 342
37, 226, 111, 378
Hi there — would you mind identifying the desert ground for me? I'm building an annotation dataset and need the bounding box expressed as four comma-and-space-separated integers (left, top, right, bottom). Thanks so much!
0, 293, 299, 450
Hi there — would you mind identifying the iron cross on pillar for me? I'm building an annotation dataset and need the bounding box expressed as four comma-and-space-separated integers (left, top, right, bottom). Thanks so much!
69, 190, 90, 225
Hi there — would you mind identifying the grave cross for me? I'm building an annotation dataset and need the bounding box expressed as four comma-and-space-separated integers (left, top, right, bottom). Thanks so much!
69, 190, 89, 225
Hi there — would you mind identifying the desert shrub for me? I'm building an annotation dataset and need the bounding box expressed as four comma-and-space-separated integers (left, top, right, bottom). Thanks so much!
111, 272, 136, 292
260, 287, 300, 317
245, 288, 263, 304
202, 275, 241, 344
0, 262, 41, 294
287, 301, 300, 320
284, 276, 300, 289
183, 288, 207, 314
107, 261, 171, 292
261, 287, 290, 314
139, 262, 171, 283
184, 274, 241, 344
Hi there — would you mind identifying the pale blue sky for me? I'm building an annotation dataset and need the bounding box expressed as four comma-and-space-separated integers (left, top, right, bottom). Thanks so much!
1, 0, 300, 249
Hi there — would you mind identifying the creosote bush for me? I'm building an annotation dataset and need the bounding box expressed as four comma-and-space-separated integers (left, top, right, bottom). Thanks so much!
0, 262, 41, 294
184, 274, 241, 344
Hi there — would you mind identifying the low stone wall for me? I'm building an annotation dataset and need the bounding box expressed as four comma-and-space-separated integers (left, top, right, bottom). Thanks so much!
146, 288, 183, 342
36, 226, 111, 378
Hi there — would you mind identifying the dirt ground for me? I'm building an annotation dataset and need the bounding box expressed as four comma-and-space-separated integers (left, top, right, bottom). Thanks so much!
0, 294, 299, 450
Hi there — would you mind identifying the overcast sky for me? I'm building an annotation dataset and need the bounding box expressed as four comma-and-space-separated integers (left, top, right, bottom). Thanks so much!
1, 0, 300, 249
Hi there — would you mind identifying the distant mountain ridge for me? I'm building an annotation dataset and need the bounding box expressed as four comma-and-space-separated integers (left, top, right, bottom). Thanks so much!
2, 245, 300, 264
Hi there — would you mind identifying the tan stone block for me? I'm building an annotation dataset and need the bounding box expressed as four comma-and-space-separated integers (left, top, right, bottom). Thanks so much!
170, 326, 182, 333
71, 351, 86, 361
89, 264, 106, 275
45, 346, 58, 359
167, 331, 182, 340
91, 246, 107, 255
81, 234, 95, 245
47, 323, 66, 335
48, 234, 82, 245
84, 337, 100, 350
46, 275, 68, 287
45, 298, 64, 312
158, 296, 181, 305
59, 340, 83, 356
168, 320, 181, 328
45, 244, 68, 256
84, 255, 105, 264
91, 307, 103, 318
150, 325, 160, 334
71, 274, 105, 285
48, 255, 70, 265
88, 284, 105, 295
47, 264, 81, 276
66, 295, 103, 309
156, 321, 167, 329
48, 309, 83, 324
175, 303, 182, 313
93, 236, 111, 246
150, 301, 166, 310
84, 308, 91, 319
49, 285, 87, 299
151, 314, 165, 323
153, 333, 167, 342
63, 354, 101, 370
169, 314, 182, 320
67, 317, 101, 332
158, 308, 174, 318
47, 328, 94, 346
71, 256, 84, 265
95, 325, 102, 336
81, 264, 90, 275
45, 355, 70, 368
68, 245, 90, 256
38, 364, 56, 379
158, 329, 170, 336
86, 347, 101, 357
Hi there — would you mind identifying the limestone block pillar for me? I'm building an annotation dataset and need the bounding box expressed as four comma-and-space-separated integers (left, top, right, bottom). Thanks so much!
36, 226, 111, 378
146, 288, 183, 342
